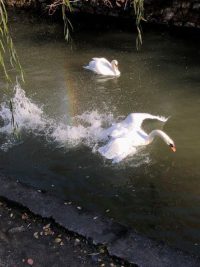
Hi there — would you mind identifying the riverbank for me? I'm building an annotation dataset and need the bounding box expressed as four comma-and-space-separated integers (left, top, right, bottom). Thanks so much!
5, 0, 200, 29
0, 175, 199, 267
0, 198, 128, 267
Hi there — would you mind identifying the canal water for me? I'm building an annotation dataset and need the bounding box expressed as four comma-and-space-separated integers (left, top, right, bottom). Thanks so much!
0, 13, 200, 255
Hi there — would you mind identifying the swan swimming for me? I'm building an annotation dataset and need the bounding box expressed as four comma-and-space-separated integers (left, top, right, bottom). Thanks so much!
83, 58, 120, 77
98, 113, 176, 163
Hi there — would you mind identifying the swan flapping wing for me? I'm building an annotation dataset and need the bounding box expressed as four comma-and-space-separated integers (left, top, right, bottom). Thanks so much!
98, 113, 169, 163
123, 113, 168, 129
98, 137, 137, 163
102, 113, 168, 139
101, 122, 130, 139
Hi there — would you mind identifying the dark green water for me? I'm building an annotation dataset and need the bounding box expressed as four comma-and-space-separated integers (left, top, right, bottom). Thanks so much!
0, 13, 200, 255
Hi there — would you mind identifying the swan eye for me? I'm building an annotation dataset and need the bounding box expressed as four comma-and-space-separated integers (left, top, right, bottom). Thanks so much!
169, 143, 176, 152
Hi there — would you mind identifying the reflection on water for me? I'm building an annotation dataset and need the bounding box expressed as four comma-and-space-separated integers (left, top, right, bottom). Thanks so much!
0, 13, 200, 255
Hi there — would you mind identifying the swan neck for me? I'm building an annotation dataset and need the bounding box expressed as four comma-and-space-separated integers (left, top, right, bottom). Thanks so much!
111, 63, 120, 76
147, 130, 169, 144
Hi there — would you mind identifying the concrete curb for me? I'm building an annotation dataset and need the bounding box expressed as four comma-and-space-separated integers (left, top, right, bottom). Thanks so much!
0, 175, 199, 267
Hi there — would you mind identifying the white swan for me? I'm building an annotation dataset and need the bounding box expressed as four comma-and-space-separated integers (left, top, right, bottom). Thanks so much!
98, 113, 176, 163
83, 58, 120, 76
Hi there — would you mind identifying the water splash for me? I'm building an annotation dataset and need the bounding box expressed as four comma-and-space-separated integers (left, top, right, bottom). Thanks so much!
0, 83, 150, 166
0, 83, 46, 134
51, 111, 114, 148
0, 83, 115, 151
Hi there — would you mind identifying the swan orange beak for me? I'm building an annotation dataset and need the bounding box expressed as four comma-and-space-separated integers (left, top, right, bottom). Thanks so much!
170, 145, 176, 152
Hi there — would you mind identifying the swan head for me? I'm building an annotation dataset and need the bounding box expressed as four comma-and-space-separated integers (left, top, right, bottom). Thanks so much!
169, 142, 176, 152
111, 60, 120, 76
111, 60, 118, 68
163, 133, 176, 152
149, 130, 176, 152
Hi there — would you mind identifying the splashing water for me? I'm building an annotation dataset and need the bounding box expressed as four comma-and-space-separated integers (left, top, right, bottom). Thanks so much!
0, 83, 47, 134
51, 111, 114, 148
0, 83, 151, 166
0, 83, 115, 151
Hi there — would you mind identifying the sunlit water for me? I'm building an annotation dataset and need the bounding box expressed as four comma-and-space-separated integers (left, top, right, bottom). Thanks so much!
0, 13, 200, 255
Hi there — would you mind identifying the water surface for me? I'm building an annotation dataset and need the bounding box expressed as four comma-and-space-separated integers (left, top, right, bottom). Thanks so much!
0, 13, 200, 255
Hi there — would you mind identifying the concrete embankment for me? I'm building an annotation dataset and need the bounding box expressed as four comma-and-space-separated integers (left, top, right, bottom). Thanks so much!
0, 175, 199, 267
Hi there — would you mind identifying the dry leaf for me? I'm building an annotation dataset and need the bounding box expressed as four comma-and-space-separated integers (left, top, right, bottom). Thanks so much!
22, 213, 29, 220
27, 258, 34, 265
33, 232, 39, 239
43, 223, 51, 229
54, 237, 62, 243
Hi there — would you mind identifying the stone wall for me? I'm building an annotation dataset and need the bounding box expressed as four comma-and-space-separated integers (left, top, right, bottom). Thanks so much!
6, 0, 200, 29
144, 0, 200, 28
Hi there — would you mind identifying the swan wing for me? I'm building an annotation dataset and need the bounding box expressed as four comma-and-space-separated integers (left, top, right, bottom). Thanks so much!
102, 122, 129, 139
98, 137, 135, 163
84, 58, 115, 75
95, 59, 113, 75
102, 113, 168, 140
92, 57, 110, 64
83, 60, 99, 73
91, 58, 111, 69
124, 113, 168, 129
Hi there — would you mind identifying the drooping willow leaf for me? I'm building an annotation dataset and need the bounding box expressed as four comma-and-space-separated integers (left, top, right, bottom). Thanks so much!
0, 0, 24, 81
133, 0, 146, 50
0, 0, 24, 135
48, 0, 73, 42
62, 2, 73, 42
